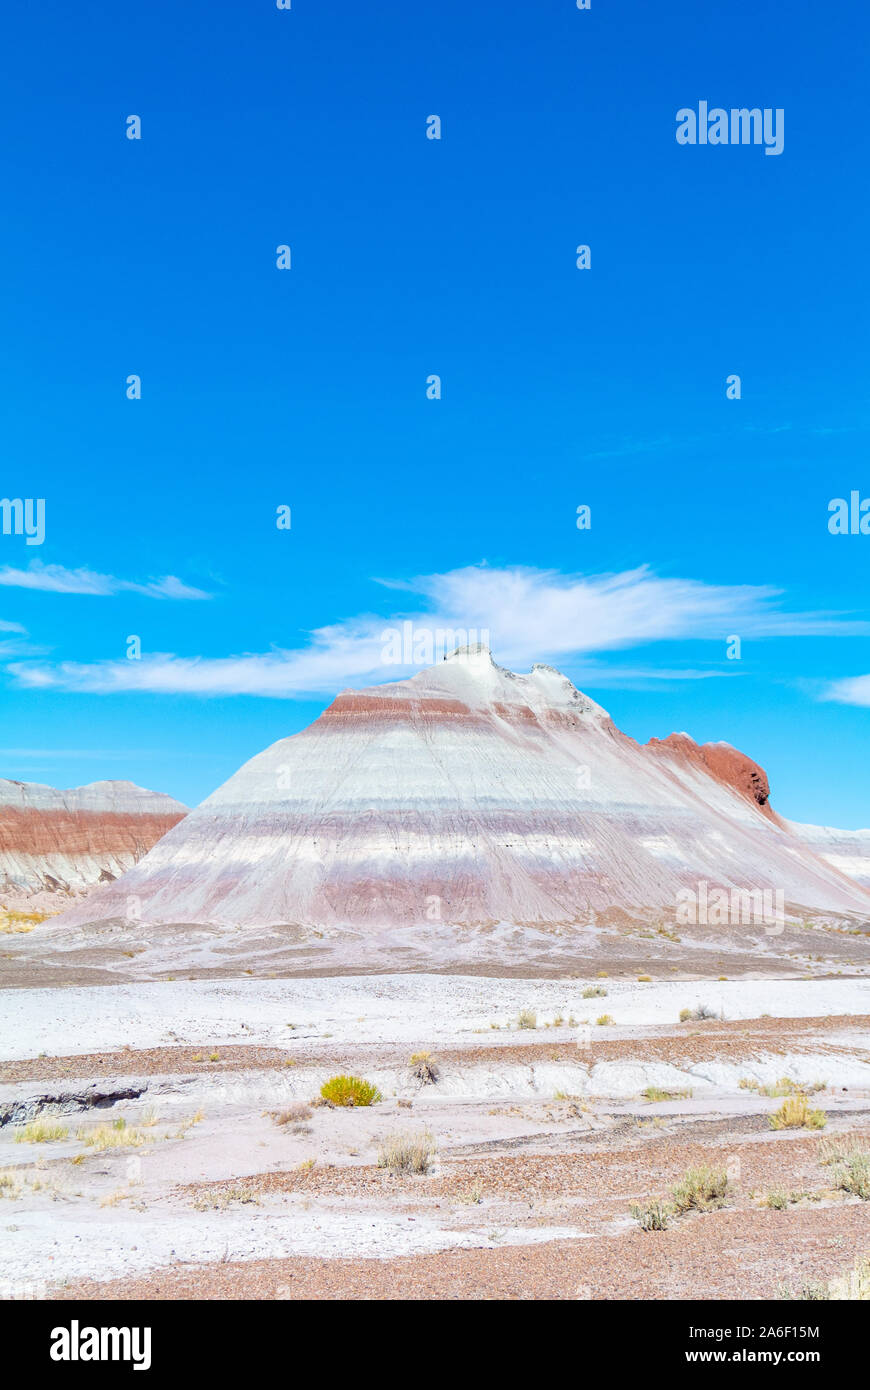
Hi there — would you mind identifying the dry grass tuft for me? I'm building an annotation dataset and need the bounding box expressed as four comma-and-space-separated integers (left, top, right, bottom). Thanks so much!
377, 1131, 436, 1175
271, 1103, 313, 1126
14, 1119, 68, 1144
76, 1119, 148, 1151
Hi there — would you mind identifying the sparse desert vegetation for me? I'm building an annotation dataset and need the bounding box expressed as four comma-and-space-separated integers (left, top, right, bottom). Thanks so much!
193, 1184, 259, 1211
4, 972, 870, 1304
0, 908, 48, 934
14, 1119, 68, 1144
740, 1075, 826, 1098
76, 1119, 149, 1151
642, 1085, 693, 1102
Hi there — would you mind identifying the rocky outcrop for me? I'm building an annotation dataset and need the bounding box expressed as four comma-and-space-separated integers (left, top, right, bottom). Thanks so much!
646, 734, 777, 822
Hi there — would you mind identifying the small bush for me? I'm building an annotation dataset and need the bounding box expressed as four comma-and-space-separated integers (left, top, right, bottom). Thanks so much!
582, 985, 607, 999
595, 1014, 613, 1026
271, 1103, 313, 1125
516, 1009, 537, 1030
319, 1075, 382, 1107
832, 1152, 870, 1200
409, 1051, 441, 1085
377, 1131, 435, 1175
770, 1094, 826, 1131
679, 1004, 719, 1023
630, 1198, 672, 1231
670, 1165, 729, 1214
14, 1120, 69, 1144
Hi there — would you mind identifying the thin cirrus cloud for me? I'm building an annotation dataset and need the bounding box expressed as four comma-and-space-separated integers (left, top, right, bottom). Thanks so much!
821, 675, 870, 708
0, 561, 211, 600
0, 618, 47, 660
6, 563, 869, 699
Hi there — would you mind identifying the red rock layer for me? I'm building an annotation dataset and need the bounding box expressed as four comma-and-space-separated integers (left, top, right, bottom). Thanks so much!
647, 733, 778, 823
0, 807, 186, 861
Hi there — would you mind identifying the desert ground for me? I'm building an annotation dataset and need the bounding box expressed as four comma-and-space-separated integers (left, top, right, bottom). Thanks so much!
2, 921, 870, 1300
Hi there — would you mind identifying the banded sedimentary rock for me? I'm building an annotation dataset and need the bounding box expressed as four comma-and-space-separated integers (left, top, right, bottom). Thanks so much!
0, 779, 187, 897
52, 647, 870, 930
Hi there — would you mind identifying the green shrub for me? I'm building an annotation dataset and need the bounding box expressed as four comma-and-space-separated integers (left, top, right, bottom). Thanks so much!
319, 1075, 382, 1107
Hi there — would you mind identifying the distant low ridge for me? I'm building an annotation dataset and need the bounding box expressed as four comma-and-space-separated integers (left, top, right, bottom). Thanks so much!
0, 778, 188, 901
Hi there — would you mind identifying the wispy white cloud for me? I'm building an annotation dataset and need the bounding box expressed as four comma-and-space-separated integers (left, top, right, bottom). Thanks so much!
820, 675, 870, 708
0, 618, 45, 659
0, 561, 211, 600
6, 563, 867, 699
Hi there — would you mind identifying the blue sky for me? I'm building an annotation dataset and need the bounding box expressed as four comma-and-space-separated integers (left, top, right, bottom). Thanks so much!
1, 0, 869, 826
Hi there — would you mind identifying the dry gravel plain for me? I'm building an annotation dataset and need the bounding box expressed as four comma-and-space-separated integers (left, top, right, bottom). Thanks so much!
1, 942, 869, 1301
